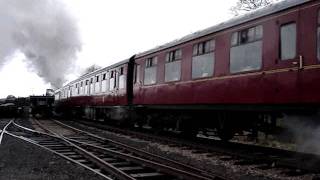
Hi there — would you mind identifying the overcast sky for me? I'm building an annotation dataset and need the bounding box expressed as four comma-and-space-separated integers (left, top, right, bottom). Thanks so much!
0, 0, 239, 98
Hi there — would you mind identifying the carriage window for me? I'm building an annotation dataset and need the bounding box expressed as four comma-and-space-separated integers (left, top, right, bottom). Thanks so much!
144, 57, 157, 85
145, 56, 158, 67
230, 25, 263, 73
231, 25, 263, 47
109, 70, 116, 91
120, 67, 124, 75
96, 76, 99, 82
101, 73, 108, 92
166, 49, 182, 62
231, 32, 238, 46
119, 67, 125, 89
134, 64, 141, 84
280, 23, 296, 60
255, 25, 263, 39
192, 39, 215, 79
193, 39, 215, 56
76, 83, 80, 94
95, 75, 101, 93
165, 49, 181, 82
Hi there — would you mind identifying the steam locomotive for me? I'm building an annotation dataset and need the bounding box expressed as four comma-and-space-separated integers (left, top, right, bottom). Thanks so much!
54, 0, 320, 140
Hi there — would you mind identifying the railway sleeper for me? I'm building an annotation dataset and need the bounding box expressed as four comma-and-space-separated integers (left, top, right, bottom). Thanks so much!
130, 172, 167, 179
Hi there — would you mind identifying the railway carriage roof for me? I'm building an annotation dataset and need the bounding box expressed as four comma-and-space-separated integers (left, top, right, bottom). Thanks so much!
135, 0, 310, 58
64, 58, 129, 87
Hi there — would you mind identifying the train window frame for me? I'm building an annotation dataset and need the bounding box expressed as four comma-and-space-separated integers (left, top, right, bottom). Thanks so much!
193, 39, 215, 56
110, 71, 114, 78
77, 83, 80, 94
280, 22, 297, 61
120, 67, 124, 75
134, 64, 141, 84
144, 56, 158, 85
102, 73, 106, 80
230, 25, 263, 74
109, 70, 117, 91
192, 39, 215, 79
231, 25, 263, 47
145, 56, 158, 68
165, 49, 182, 63
95, 75, 99, 82
165, 49, 182, 82
119, 68, 125, 89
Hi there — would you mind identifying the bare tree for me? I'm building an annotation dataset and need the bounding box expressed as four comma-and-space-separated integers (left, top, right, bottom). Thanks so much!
231, 0, 277, 16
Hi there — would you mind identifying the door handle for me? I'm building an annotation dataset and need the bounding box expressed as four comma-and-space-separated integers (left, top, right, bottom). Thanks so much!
298, 55, 303, 69
291, 55, 303, 69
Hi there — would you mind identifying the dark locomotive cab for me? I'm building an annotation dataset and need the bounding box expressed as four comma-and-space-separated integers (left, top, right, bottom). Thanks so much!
30, 94, 54, 117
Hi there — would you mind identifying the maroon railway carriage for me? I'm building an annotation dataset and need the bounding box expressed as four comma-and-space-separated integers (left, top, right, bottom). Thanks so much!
55, 0, 320, 140
54, 59, 133, 121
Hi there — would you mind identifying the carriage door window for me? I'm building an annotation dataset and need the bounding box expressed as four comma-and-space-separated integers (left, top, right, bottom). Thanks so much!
165, 49, 182, 82
95, 75, 100, 93
80, 81, 84, 95
90, 77, 94, 94
119, 67, 125, 89
230, 25, 263, 73
85, 80, 89, 95
101, 73, 107, 92
109, 71, 116, 91
134, 64, 141, 84
144, 57, 157, 85
317, 11, 320, 60
192, 39, 215, 79
280, 23, 297, 60
76, 83, 79, 95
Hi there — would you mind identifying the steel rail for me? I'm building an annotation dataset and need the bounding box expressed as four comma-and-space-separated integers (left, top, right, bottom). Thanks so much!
0, 119, 13, 145
53, 119, 223, 179
32, 120, 136, 180
5, 131, 113, 180
9, 121, 113, 179
34, 119, 224, 180
72, 119, 320, 174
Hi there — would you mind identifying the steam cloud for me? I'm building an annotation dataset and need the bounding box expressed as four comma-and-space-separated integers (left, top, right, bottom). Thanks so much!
0, 0, 81, 88
283, 115, 320, 155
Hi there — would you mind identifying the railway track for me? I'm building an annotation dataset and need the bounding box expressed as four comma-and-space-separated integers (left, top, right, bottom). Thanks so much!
5, 119, 225, 180
0, 119, 13, 144
68, 119, 320, 177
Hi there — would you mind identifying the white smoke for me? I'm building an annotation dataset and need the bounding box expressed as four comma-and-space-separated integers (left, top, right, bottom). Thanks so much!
0, 0, 81, 88
283, 114, 320, 155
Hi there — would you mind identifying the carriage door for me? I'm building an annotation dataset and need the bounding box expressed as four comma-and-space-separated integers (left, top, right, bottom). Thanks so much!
273, 8, 301, 101
276, 10, 301, 69
298, 4, 319, 67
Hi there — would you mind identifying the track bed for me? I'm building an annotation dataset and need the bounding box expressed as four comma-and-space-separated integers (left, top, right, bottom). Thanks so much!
61, 119, 320, 180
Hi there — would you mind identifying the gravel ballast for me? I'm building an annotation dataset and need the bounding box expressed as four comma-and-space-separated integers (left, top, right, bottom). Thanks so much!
0, 133, 105, 180
63, 120, 319, 180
